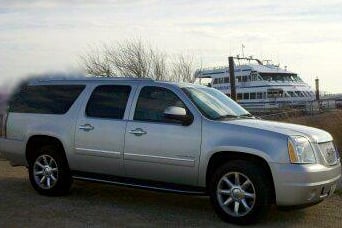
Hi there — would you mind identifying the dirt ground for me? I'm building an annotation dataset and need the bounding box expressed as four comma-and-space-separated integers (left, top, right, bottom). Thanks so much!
0, 158, 341, 228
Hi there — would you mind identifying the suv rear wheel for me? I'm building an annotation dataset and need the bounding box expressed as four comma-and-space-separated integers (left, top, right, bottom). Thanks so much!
28, 145, 72, 196
209, 160, 272, 225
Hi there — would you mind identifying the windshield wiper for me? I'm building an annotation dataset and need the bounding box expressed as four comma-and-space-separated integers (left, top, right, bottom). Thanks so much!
213, 114, 239, 120
239, 113, 255, 118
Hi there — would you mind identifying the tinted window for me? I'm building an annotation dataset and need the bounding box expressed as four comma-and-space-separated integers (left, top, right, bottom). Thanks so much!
134, 86, 186, 123
9, 85, 85, 114
86, 85, 131, 119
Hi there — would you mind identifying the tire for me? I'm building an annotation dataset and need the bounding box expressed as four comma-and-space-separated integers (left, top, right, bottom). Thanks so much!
28, 145, 72, 196
209, 160, 272, 225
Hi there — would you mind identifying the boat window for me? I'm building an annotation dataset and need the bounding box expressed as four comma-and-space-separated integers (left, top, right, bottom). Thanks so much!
256, 92, 263, 99
224, 77, 229, 83
250, 93, 256, 100
267, 89, 285, 98
287, 91, 296, 97
261, 74, 271, 81
259, 73, 301, 82
237, 93, 242, 100
250, 72, 258, 81
243, 93, 249, 100
213, 78, 218, 84
295, 91, 304, 97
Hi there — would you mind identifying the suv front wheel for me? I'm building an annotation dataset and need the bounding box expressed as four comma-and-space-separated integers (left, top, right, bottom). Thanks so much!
209, 160, 272, 225
28, 145, 72, 196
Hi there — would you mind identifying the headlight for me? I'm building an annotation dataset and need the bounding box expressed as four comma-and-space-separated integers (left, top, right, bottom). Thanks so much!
319, 141, 339, 165
288, 136, 316, 164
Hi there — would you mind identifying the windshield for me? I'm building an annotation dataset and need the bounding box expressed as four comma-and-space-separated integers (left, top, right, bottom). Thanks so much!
182, 86, 251, 120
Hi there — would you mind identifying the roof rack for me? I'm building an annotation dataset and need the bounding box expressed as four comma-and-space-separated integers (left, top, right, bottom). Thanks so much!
32, 74, 154, 82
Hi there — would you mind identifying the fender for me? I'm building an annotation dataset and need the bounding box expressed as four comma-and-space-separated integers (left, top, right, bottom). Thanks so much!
198, 146, 273, 187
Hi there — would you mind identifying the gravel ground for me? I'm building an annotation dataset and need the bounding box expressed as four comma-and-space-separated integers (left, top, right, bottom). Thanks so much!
0, 158, 341, 228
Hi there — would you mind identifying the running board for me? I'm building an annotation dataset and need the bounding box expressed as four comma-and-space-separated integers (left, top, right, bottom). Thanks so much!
72, 171, 206, 195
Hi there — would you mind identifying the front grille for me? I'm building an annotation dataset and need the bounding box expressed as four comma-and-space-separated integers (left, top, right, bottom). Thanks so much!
319, 142, 338, 166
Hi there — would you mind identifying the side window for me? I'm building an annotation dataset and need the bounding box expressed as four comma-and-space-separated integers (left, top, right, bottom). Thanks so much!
134, 86, 186, 123
86, 85, 131, 119
243, 93, 250, 100
9, 85, 85, 114
237, 93, 242, 100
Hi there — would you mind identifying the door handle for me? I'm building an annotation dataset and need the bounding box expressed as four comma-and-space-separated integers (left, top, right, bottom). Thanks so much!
79, 124, 94, 131
128, 128, 147, 136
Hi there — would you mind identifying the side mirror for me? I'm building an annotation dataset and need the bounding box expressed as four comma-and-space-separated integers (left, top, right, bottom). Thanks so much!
163, 106, 193, 126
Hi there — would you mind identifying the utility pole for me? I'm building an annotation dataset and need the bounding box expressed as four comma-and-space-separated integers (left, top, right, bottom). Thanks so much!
228, 56, 237, 101
315, 77, 320, 100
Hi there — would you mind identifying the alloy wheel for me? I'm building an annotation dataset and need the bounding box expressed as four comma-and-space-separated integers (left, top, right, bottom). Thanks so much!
33, 155, 59, 190
216, 172, 256, 217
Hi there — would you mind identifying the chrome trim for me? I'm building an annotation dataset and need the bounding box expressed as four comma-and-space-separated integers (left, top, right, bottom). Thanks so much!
79, 124, 95, 131
75, 148, 121, 158
72, 175, 205, 195
128, 128, 147, 136
124, 153, 195, 167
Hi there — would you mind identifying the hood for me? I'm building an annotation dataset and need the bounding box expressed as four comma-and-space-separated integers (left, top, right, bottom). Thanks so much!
225, 118, 332, 143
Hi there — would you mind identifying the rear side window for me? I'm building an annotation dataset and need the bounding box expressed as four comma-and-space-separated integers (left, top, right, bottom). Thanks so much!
9, 85, 85, 114
86, 85, 131, 119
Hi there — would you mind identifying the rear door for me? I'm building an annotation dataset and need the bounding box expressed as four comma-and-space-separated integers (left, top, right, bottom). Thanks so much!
74, 83, 136, 176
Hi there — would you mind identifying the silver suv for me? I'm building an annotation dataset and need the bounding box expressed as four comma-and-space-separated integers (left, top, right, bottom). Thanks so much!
0, 77, 340, 224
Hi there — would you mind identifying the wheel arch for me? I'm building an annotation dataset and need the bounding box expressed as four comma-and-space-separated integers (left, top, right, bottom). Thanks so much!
26, 135, 68, 166
205, 151, 276, 203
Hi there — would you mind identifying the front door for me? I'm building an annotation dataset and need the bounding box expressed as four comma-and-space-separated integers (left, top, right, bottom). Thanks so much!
124, 85, 201, 186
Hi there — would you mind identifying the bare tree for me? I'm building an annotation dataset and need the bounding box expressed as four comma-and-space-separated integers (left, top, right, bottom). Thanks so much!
152, 50, 168, 81
108, 39, 153, 78
170, 54, 194, 83
80, 39, 196, 82
80, 44, 115, 77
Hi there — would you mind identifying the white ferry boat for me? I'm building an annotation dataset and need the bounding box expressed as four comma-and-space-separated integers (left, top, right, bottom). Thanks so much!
194, 57, 315, 112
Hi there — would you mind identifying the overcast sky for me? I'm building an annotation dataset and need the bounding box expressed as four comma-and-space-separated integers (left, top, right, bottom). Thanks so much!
1, 0, 341, 93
